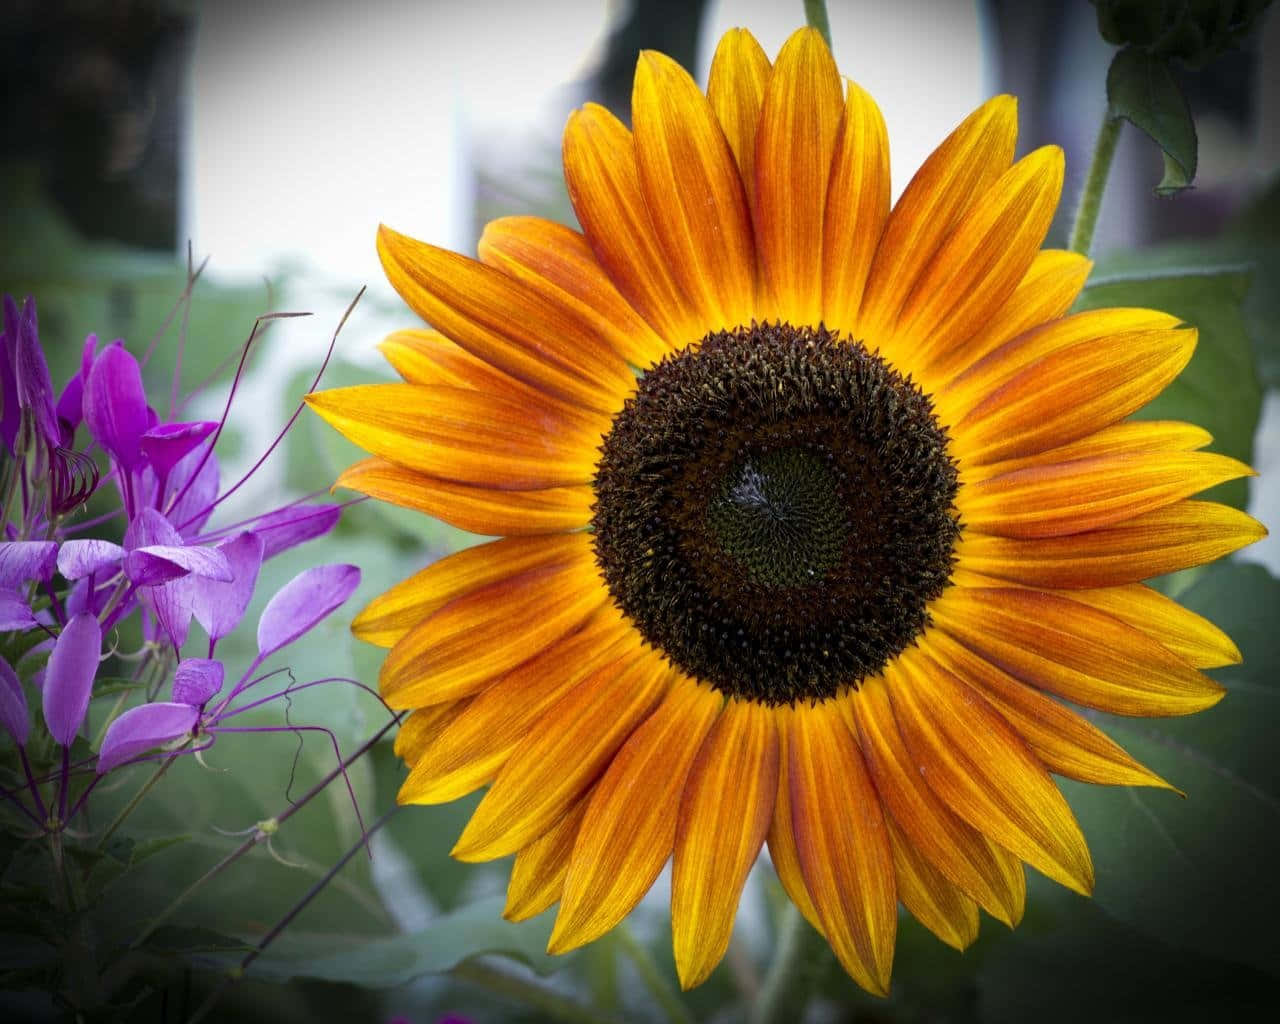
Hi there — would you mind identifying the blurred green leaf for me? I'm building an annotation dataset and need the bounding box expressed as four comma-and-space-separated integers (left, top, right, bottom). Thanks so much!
226, 896, 566, 987
1075, 255, 1260, 508
1106, 48, 1196, 196
1062, 561, 1280, 977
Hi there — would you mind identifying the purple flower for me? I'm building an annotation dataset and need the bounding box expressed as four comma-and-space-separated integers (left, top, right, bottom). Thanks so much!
172, 658, 224, 708
257, 564, 361, 660
6, 295, 59, 452
97, 702, 199, 774
83, 341, 150, 474
0, 654, 29, 746
43, 613, 101, 747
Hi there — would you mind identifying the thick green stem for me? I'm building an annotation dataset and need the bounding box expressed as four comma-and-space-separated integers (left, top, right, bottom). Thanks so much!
803, 0, 833, 49
1068, 113, 1122, 257
751, 902, 823, 1024
615, 923, 694, 1024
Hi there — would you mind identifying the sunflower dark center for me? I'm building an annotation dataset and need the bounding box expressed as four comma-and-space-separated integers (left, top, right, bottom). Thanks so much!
591, 322, 960, 705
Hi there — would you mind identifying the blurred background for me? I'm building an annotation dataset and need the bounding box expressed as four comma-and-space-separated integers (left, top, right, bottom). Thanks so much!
2, 1, 1278, 1022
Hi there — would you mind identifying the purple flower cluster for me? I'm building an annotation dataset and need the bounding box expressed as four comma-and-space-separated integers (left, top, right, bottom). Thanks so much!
1, 293, 361, 830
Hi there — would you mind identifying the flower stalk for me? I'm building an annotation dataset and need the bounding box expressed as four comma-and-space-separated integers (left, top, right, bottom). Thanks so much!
1068, 112, 1122, 256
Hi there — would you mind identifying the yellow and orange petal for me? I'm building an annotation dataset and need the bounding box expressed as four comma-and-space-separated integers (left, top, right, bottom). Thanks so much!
307, 23, 1265, 1000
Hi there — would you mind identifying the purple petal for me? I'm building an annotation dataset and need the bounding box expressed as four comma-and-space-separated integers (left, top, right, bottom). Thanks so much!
0, 654, 29, 746
257, 564, 360, 660
12, 297, 59, 449
172, 658, 224, 707
140, 421, 218, 482
239, 504, 342, 560
57, 539, 125, 581
55, 373, 84, 447
43, 613, 101, 747
125, 544, 233, 586
84, 342, 149, 472
163, 443, 220, 538
139, 574, 196, 650
124, 507, 183, 550
191, 531, 264, 641
97, 702, 198, 773
0, 590, 36, 632
0, 541, 59, 589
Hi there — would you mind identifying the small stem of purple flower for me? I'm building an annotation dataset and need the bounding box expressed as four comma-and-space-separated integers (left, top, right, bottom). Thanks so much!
43, 579, 66, 627
215, 676, 393, 723
58, 747, 70, 822
176, 289, 362, 532
64, 774, 103, 825
1, 779, 43, 827
139, 252, 211, 370
19, 746, 49, 821
194, 487, 336, 542
168, 243, 196, 419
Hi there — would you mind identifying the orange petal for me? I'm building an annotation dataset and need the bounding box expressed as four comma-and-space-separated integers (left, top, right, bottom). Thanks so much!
925, 630, 1172, 789
352, 534, 584, 648
765, 705, 824, 934
393, 701, 470, 763
924, 249, 1092, 381
562, 103, 701, 347
707, 28, 771, 211
305, 382, 603, 490
850, 676, 1026, 927
887, 817, 979, 952
632, 50, 756, 332
378, 328, 529, 398
335, 458, 594, 537
960, 419, 1214, 485
671, 698, 779, 989
754, 27, 844, 326
956, 500, 1267, 589
397, 607, 640, 804
821, 80, 890, 337
477, 216, 670, 369
504, 799, 588, 922
899, 146, 1064, 373
451, 649, 672, 861
550, 678, 722, 953
957, 451, 1253, 538
380, 534, 606, 709
859, 95, 1018, 355
947, 326, 1197, 464
888, 651, 1094, 896
1066, 583, 1240, 669
788, 699, 896, 997
931, 585, 1225, 717
376, 224, 635, 413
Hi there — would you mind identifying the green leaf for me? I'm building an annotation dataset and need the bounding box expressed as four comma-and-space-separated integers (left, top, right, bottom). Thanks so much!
214, 897, 569, 987
1062, 561, 1280, 977
1075, 255, 1260, 509
142, 925, 252, 956
1106, 47, 1197, 196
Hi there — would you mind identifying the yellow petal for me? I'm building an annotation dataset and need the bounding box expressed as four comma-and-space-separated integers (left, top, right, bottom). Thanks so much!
632, 50, 756, 332
898, 146, 1064, 371
765, 704, 825, 934
305, 382, 603, 490
925, 630, 1173, 789
380, 534, 605, 709
887, 816, 980, 952
477, 216, 669, 369
452, 649, 671, 862
397, 607, 639, 804
504, 799, 588, 922
378, 328, 529, 397
754, 27, 844, 326
550, 677, 721, 953
1066, 583, 1241, 669
956, 500, 1267, 589
788, 699, 896, 997
850, 676, 1026, 927
392, 701, 469, 763
931, 585, 1225, 717
707, 28, 771, 211
352, 534, 584, 648
925, 249, 1092, 381
376, 224, 635, 413
859, 95, 1018, 355
335, 458, 594, 537
888, 651, 1094, 896
957, 451, 1253, 538
562, 103, 701, 348
671, 698, 779, 989
821, 79, 890, 337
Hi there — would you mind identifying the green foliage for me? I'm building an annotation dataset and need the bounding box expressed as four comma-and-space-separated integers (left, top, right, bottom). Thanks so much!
1105, 47, 1197, 196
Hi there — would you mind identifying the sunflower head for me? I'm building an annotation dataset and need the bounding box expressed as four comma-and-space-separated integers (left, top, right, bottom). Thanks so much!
307, 24, 1264, 997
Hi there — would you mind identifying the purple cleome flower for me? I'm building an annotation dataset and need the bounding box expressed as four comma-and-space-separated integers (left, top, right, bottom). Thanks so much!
0, 292, 367, 831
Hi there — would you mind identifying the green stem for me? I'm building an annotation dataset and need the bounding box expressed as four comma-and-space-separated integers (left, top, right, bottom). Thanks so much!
1068, 113, 1122, 257
803, 0, 833, 49
615, 923, 694, 1024
95, 751, 182, 848
751, 902, 820, 1024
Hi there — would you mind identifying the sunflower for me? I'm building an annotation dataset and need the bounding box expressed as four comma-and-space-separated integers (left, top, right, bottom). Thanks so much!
306, 26, 1265, 995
